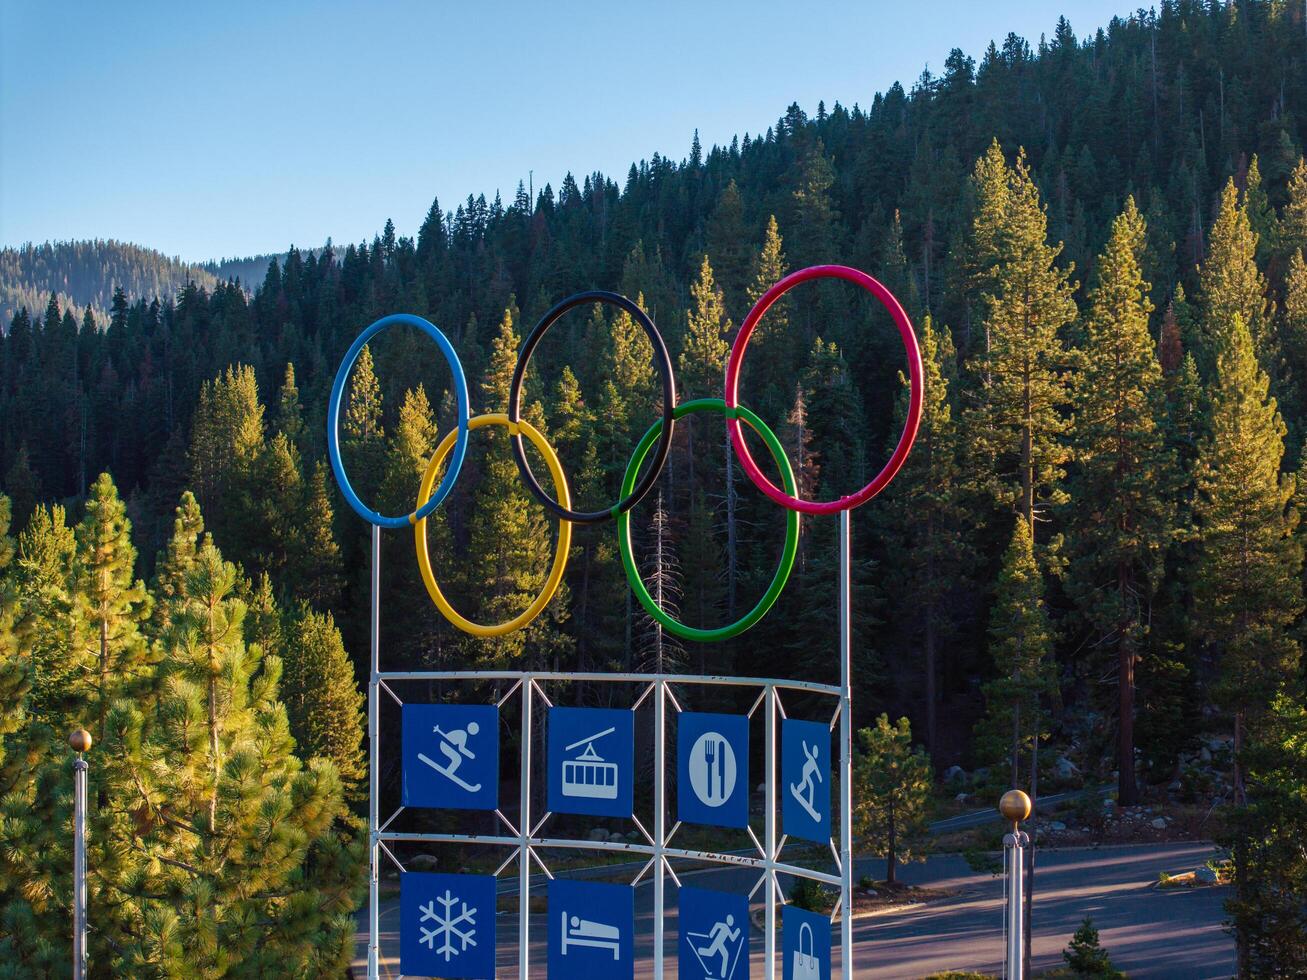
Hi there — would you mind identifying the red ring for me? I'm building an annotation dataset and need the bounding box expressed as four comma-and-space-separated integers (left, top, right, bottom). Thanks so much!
724, 264, 924, 515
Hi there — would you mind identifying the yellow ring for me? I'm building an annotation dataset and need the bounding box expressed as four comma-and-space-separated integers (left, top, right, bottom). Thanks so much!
415, 413, 572, 636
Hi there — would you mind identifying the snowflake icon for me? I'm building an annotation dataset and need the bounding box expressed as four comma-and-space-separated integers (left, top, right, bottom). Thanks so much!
418, 889, 479, 962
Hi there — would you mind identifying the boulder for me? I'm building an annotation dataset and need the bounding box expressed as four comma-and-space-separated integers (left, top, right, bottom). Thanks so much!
1054, 757, 1079, 780
409, 854, 439, 872
1195, 865, 1218, 884
589, 828, 611, 842
944, 765, 967, 784
1150, 817, 1168, 829
955, 792, 969, 804
1050, 820, 1067, 831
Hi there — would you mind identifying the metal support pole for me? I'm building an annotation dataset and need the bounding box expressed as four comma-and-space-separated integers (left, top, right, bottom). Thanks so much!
1004, 830, 1027, 980
518, 677, 533, 979
72, 747, 88, 980
367, 525, 381, 980
764, 684, 777, 980
653, 679, 666, 977
838, 510, 853, 978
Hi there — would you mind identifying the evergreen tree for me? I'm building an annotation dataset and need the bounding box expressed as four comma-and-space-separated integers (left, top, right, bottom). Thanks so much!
274, 361, 305, 448
298, 461, 345, 610
744, 216, 794, 416
974, 518, 1056, 789
964, 145, 1078, 539
11, 503, 75, 727
706, 180, 751, 318
1193, 315, 1302, 803
150, 491, 205, 634
878, 317, 968, 753
463, 308, 572, 667
1198, 180, 1271, 369
341, 343, 385, 505
72, 473, 152, 742
283, 605, 366, 797
852, 714, 932, 885
1062, 917, 1124, 977
1221, 693, 1307, 974
1066, 198, 1175, 804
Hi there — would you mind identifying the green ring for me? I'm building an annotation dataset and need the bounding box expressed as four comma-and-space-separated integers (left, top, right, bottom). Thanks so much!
617, 398, 799, 642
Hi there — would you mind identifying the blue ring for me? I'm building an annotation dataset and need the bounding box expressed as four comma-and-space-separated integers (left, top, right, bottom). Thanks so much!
327, 313, 470, 528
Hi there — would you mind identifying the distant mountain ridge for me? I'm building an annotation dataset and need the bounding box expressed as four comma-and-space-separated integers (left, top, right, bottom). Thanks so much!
0, 240, 289, 328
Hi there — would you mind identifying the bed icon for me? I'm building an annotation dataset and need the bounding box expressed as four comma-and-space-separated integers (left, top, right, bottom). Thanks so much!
547, 878, 634, 978
560, 910, 621, 959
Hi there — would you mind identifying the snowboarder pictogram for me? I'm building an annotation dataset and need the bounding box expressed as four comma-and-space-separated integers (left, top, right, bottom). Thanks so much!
788, 739, 823, 822
419, 722, 483, 792
418, 888, 479, 962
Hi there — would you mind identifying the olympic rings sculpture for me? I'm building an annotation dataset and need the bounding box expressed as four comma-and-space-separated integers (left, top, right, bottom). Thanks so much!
327, 265, 923, 640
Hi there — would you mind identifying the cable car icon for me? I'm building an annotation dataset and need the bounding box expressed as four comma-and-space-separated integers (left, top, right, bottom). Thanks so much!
560, 726, 619, 800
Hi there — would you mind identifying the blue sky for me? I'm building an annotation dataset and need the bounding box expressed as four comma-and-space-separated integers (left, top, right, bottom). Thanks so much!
1, 1, 1131, 263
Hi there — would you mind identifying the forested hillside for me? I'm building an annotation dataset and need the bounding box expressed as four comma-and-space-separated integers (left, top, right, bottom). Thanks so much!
0, 240, 221, 329
4, 1, 1307, 965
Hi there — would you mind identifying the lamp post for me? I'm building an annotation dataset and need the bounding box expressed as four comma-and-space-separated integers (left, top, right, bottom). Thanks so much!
1000, 789, 1032, 980
69, 728, 92, 980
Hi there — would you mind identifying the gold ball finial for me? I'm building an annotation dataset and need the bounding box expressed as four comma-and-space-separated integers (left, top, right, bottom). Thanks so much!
999, 789, 1032, 824
69, 729, 93, 754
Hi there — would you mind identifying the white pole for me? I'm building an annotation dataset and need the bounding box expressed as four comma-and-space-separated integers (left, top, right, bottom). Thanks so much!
368, 525, 381, 980
653, 678, 666, 976
838, 510, 853, 977
519, 677, 532, 979
72, 752, 87, 980
1004, 830, 1026, 980
764, 684, 777, 980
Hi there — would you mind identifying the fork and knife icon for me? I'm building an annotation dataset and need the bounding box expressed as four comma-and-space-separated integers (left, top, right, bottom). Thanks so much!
695, 733, 732, 806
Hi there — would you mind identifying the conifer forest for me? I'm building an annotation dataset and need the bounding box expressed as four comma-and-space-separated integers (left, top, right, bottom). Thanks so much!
4, 1, 1307, 975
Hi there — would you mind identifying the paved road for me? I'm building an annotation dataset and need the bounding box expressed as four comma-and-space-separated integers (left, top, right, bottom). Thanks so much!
352, 841, 1232, 978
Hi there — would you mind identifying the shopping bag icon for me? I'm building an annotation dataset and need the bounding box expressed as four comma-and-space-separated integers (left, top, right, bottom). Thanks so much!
791, 921, 821, 980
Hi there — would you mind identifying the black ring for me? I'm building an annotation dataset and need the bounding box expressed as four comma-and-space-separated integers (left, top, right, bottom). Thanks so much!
509, 290, 677, 524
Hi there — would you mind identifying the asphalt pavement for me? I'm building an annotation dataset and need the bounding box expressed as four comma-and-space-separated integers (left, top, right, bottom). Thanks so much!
352, 840, 1232, 978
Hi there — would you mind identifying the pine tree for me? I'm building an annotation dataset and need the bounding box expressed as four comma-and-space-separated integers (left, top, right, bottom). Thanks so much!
1221, 693, 1307, 974
706, 180, 751, 318
744, 216, 794, 416
0, 496, 26, 776
463, 308, 572, 667
72, 473, 152, 742
679, 255, 732, 399
150, 491, 205, 634
188, 364, 265, 525
1066, 198, 1175, 804
109, 538, 361, 974
283, 605, 366, 797
633, 492, 685, 674
1198, 179, 1271, 369
10, 503, 75, 728
298, 461, 345, 609
852, 715, 932, 885
1062, 917, 1123, 977
253, 432, 306, 581
974, 518, 1056, 789
341, 343, 385, 504
1280, 157, 1307, 259
879, 316, 968, 754
1193, 315, 1302, 804
274, 361, 305, 448
964, 145, 1078, 538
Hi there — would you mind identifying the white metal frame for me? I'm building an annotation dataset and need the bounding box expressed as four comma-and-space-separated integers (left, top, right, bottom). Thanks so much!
365, 514, 856, 978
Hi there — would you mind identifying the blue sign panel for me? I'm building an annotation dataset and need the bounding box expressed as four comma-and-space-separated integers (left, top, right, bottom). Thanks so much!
782, 903, 829, 980
403, 704, 498, 811
547, 878, 634, 979
781, 719, 831, 843
400, 871, 496, 979
678, 711, 750, 829
679, 885, 750, 980
546, 706, 634, 818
